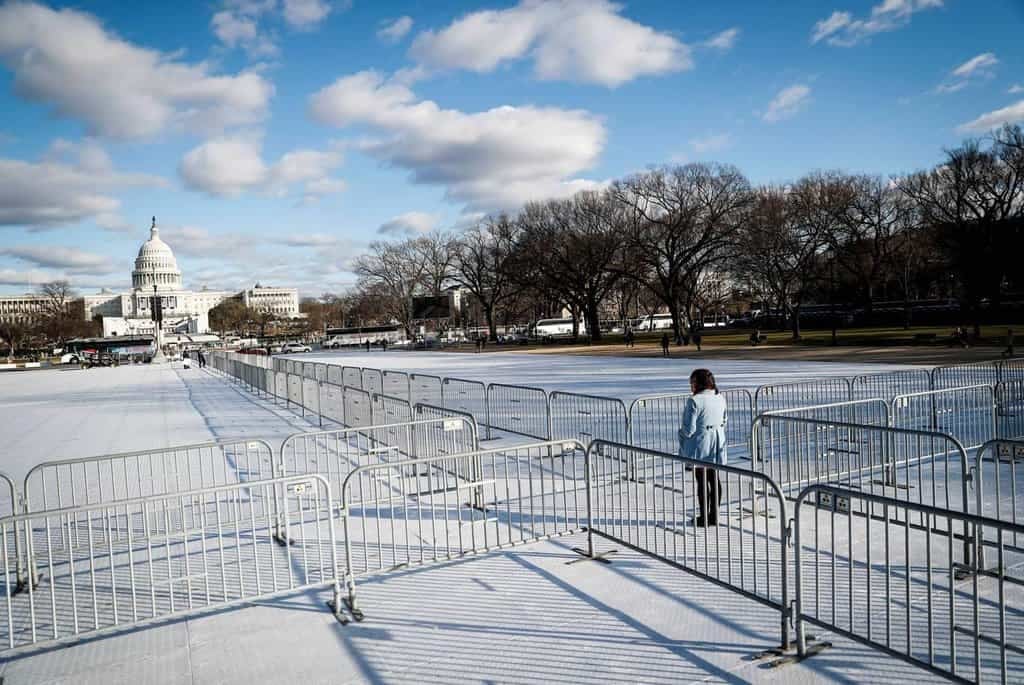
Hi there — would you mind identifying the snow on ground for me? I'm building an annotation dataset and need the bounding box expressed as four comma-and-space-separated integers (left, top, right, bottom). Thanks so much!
298, 349, 916, 400
0, 363, 962, 683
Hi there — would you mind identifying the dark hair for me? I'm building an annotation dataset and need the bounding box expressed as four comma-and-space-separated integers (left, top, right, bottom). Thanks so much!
689, 368, 718, 394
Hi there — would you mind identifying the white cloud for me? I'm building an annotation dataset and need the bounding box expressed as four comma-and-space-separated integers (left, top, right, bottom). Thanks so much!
409, 0, 691, 87
0, 140, 165, 228
762, 84, 811, 122
689, 133, 733, 155
0, 267, 122, 291
309, 70, 605, 209
703, 27, 739, 51
378, 16, 414, 43
1009, 84, 1024, 95
178, 137, 345, 200
937, 52, 999, 94
811, 0, 942, 47
282, 0, 333, 29
280, 233, 340, 247
0, 2, 273, 140
956, 100, 1024, 133
211, 9, 279, 57
377, 212, 439, 237
0, 245, 113, 274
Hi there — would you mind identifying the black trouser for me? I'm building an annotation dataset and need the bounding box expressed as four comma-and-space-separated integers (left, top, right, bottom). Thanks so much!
695, 466, 720, 524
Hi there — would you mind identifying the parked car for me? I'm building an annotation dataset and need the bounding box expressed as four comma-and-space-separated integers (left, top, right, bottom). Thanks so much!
281, 342, 312, 353
60, 352, 81, 364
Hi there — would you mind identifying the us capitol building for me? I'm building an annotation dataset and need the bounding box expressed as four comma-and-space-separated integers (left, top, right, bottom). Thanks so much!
1, 218, 300, 337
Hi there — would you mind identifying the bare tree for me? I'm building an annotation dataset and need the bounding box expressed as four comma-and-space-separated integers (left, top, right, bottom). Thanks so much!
899, 134, 1024, 336
0, 320, 28, 361
611, 163, 751, 343
353, 239, 431, 337
451, 215, 520, 341
37, 280, 79, 344
415, 231, 457, 295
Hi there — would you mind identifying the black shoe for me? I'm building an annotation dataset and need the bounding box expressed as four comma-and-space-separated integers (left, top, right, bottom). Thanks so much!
690, 517, 718, 528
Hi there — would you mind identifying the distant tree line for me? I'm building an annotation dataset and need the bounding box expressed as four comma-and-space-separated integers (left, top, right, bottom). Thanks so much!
0, 280, 99, 359
345, 125, 1023, 343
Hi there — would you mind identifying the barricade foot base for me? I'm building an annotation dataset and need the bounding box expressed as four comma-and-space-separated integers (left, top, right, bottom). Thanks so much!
343, 598, 365, 622
326, 600, 349, 625
273, 534, 296, 547
10, 575, 42, 597
567, 547, 616, 565
757, 636, 832, 668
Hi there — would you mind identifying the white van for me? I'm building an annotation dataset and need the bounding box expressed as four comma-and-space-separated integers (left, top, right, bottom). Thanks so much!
533, 318, 587, 339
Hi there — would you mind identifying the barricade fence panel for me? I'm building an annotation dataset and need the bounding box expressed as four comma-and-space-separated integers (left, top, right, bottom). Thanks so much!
382, 370, 409, 400
549, 392, 627, 447
974, 440, 1024, 577
997, 381, 1024, 440
585, 440, 790, 648
274, 371, 287, 403
279, 418, 479, 503
0, 473, 16, 519
851, 368, 933, 401
342, 367, 362, 389
764, 398, 891, 427
320, 382, 345, 426
326, 365, 343, 387
409, 374, 442, 408
287, 374, 303, 409
486, 383, 550, 440
751, 415, 971, 515
1003, 358, 1024, 384
627, 389, 753, 461
369, 394, 414, 449
755, 377, 852, 415
314, 364, 328, 383
891, 385, 996, 451
343, 387, 373, 429
361, 369, 383, 395
23, 440, 277, 513
302, 378, 322, 425
794, 484, 1024, 683
441, 378, 488, 431
1, 476, 342, 654
932, 361, 1000, 390
339, 440, 587, 614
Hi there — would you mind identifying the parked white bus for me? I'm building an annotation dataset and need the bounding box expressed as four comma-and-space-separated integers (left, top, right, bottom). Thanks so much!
532, 318, 587, 338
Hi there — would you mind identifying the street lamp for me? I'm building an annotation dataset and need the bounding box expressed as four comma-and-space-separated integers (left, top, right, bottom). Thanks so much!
829, 247, 838, 347
151, 283, 166, 363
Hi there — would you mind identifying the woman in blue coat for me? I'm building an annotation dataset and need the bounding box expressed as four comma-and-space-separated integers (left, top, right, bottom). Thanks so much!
678, 368, 727, 526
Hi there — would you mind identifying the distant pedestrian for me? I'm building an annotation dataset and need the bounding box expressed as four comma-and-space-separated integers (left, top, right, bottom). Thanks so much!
475, 337, 482, 353
182, 349, 192, 369
660, 333, 670, 358
693, 331, 702, 351
382, 338, 388, 352
198, 350, 206, 368
624, 327, 634, 348
1003, 328, 1015, 358
365, 339, 371, 352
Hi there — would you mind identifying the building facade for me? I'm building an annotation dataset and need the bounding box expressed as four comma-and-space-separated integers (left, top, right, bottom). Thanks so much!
1, 218, 301, 337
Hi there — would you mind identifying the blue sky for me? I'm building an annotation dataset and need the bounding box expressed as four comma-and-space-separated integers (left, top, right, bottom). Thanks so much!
1, 0, 1022, 296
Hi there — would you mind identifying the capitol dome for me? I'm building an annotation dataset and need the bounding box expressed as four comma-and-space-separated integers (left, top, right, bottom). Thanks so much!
132, 217, 182, 291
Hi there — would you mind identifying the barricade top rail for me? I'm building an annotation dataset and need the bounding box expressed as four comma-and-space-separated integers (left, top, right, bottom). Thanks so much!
1, 473, 331, 522
752, 412, 969, 444
488, 381, 549, 394
23, 437, 275, 476
626, 387, 753, 408
890, 382, 995, 401
755, 376, 851, 393
280, 416, 474, 448
588, 439, 789, 498
550, 390, 627, 406
795, 482, 1024, 532
442, 376, 485, 386
338, 438, 585, 507
760, 397, 890, 415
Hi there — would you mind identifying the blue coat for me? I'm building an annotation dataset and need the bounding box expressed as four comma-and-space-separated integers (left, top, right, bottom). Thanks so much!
678, 390, 728, 465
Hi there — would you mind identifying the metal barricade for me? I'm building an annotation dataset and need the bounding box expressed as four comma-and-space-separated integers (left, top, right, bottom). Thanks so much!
974, 439, 1024, 576
326, 365, 343, 386
485, 383, 550, 440
441, 377, 488, 433
274, 371, 287, 404
343, 387, 373, 429
303, 378, 322, 425
997, 380, 1024, 440
751, 415, 971, 515
932, 360, 1000, 390
584, 440, 791, 649
23, 439, 277, 513
549, 391, 627, 446
794, 484, 1024, 683
342, 366, 362, 389
287, 373, 303, 411
320, 382, 345, 425
763, 398, 891, 427
754, 377, 852, 415
1, 472, 18, 519
891, 385, 997, 451
361, 368, 383, 395
851, 368, 932, 401
279, 417, 479, 498
338, 440, 586, 617
627, 389, 754, 461
382, 370, 409, 400
409, 373, 442, 407
370, 392, 412, 427
1003, 358, 1024, 384
0, 475, 343, 654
